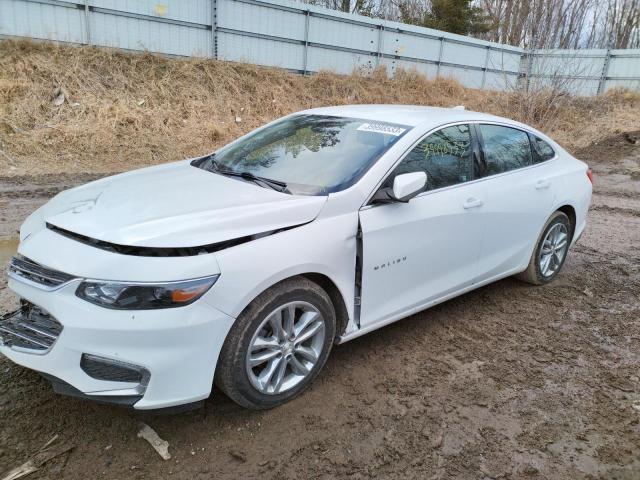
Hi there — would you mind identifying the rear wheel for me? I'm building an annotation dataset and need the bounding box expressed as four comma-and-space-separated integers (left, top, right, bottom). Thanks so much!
517, 211, 571, 285
215, 277, 336, 409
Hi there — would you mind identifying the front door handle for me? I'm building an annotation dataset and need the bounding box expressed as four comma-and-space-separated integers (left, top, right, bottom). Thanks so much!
535, 179, 550, 190
463, 198, 484, 209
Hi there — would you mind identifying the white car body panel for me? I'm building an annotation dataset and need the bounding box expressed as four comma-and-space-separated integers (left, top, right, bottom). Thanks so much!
474, 160, 559, 282
359, 179, 488, 327
1, 105, 592, 409
17, 227, 222, 283
23, 160, 327, 248
6, 273, 235, 409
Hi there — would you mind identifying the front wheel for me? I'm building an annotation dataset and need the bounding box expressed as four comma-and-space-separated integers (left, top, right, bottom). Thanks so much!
215, 277, 336, 409
517, 211, 571, 285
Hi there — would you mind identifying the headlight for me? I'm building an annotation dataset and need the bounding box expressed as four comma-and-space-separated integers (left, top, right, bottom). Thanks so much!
75, 276, 219, 310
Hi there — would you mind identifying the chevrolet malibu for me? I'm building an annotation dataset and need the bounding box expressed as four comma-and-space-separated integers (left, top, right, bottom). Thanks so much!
1, 105, 592, 411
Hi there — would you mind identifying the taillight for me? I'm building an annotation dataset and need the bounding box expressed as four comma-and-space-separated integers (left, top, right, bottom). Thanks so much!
586, 168, 593, 184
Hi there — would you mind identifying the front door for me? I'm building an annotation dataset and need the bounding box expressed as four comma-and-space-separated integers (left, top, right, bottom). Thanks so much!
358, 124, 487, 327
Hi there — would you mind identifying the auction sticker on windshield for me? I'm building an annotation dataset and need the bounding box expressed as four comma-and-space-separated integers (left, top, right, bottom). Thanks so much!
357, 123, 407, 136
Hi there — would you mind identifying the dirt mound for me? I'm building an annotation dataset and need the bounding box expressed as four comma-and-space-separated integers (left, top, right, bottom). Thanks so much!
1, 39, 639, 177
575, 130, 640, 163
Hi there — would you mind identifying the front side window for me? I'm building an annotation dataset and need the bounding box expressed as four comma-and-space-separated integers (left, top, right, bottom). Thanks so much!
193, 115, 410, 195
529, 134, 556, 163
479, 124, 532, 176
393, 124, 473, 191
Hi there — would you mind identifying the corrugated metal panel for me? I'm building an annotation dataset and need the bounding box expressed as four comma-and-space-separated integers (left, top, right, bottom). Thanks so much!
610, 49, 640, 56
605, 79, 640, 91
218, 0, 305, 41
439, 65, 483, 88
487, 49, 520, 74
608, 52, 640, 78
380, 57, 437, 78
442, 42, 486, 69
90, 11, 210, 56
567, 79, 599, 96
219, 30, 304, 70
89, 0, 211, 24
1, 0, 85, 43
308, 15, 378, 52
529, 75, 600, 96
381, 30, 441, 62
531, 52, 605, 79
483, 71, 519, 91
306, 45, 372, 74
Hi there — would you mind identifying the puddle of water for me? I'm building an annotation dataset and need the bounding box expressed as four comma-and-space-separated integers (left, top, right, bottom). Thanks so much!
0, 238, 19, 265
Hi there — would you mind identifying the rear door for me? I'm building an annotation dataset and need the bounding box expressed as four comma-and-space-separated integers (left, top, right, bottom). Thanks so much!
358, 124, 487, 327
473, 124, 558, 282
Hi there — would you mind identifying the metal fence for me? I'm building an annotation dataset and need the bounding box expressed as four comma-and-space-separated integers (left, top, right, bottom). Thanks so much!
526, 49, 640, 95
2, 0, 639, 95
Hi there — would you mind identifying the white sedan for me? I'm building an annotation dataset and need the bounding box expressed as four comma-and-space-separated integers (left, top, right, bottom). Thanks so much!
2, 105, 592, 411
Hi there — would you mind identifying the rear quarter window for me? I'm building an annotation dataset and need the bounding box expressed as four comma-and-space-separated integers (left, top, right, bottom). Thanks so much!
529, 134, 556, 162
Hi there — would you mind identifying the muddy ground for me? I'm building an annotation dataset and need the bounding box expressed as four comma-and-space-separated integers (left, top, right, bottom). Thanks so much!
0, 133, 639, 479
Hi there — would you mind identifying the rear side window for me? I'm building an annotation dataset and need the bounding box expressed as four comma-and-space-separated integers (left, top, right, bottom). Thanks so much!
529, 134, 556, 162
478, 124, 532, 176
394, 124, 473, 191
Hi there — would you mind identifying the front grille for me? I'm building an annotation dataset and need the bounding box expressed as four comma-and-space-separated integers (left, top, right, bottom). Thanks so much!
0, 301, 63, 353
8, 255, 75, 289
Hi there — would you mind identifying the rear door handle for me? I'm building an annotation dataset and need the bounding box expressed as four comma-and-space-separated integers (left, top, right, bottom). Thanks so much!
535, 179, 550, 190
463, 198, 484, 209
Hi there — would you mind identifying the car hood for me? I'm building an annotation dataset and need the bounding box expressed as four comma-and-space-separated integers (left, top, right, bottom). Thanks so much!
27, 160, 327, 248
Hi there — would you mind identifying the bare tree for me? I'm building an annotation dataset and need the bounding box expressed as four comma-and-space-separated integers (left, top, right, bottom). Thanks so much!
595, 0, 640, 48
476, 0, 639, 48
302, 0, 640, 49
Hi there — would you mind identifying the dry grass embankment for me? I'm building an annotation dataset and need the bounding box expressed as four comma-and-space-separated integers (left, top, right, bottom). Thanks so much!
1, 40, 639, 176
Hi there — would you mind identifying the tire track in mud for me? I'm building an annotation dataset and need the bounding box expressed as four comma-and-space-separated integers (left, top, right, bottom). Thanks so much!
590, 204, 640, 217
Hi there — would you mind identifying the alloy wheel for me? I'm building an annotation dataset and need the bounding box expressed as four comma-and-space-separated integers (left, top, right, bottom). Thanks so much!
539, 223, 569, 277
245, 301, 325, 395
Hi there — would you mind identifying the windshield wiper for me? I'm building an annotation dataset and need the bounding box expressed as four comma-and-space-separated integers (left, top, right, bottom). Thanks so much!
210, 160, 289, 193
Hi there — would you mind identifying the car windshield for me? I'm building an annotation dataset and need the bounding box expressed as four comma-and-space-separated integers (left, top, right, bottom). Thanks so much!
193, 114, 411, 195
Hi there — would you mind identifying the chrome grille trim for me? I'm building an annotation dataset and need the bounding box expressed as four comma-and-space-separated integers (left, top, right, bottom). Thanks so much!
0, 302, 63, 354
20, 322, 58, 339
0, 324, 51, 349
8, 255, 76, 291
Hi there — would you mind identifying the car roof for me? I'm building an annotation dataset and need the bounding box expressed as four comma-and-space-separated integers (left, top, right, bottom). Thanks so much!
302, 104, 512, 129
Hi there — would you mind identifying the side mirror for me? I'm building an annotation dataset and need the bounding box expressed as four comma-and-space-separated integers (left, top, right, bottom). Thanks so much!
392, 172, 427, 202
371, 172, 427, 204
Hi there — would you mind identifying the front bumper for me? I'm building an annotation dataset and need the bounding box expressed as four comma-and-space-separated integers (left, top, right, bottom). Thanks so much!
1, 275, 235, 410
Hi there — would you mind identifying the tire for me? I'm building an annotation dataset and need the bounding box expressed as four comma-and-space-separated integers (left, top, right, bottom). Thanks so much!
215, 277, 336, 409
517, 211, 571, 285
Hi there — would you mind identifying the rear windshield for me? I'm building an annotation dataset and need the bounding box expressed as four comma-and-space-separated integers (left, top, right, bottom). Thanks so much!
194, 114, 410, 195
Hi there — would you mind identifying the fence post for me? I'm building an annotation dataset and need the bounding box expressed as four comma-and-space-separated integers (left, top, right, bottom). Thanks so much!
302, 10, 310, 74
523, 49, 533, 92
376, 23, 384, 68
597, 49, 611, 95
83, 0, 91, 45
211, 0, 218, 59
481, 46, 490, 89
435, 37, 444, 78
